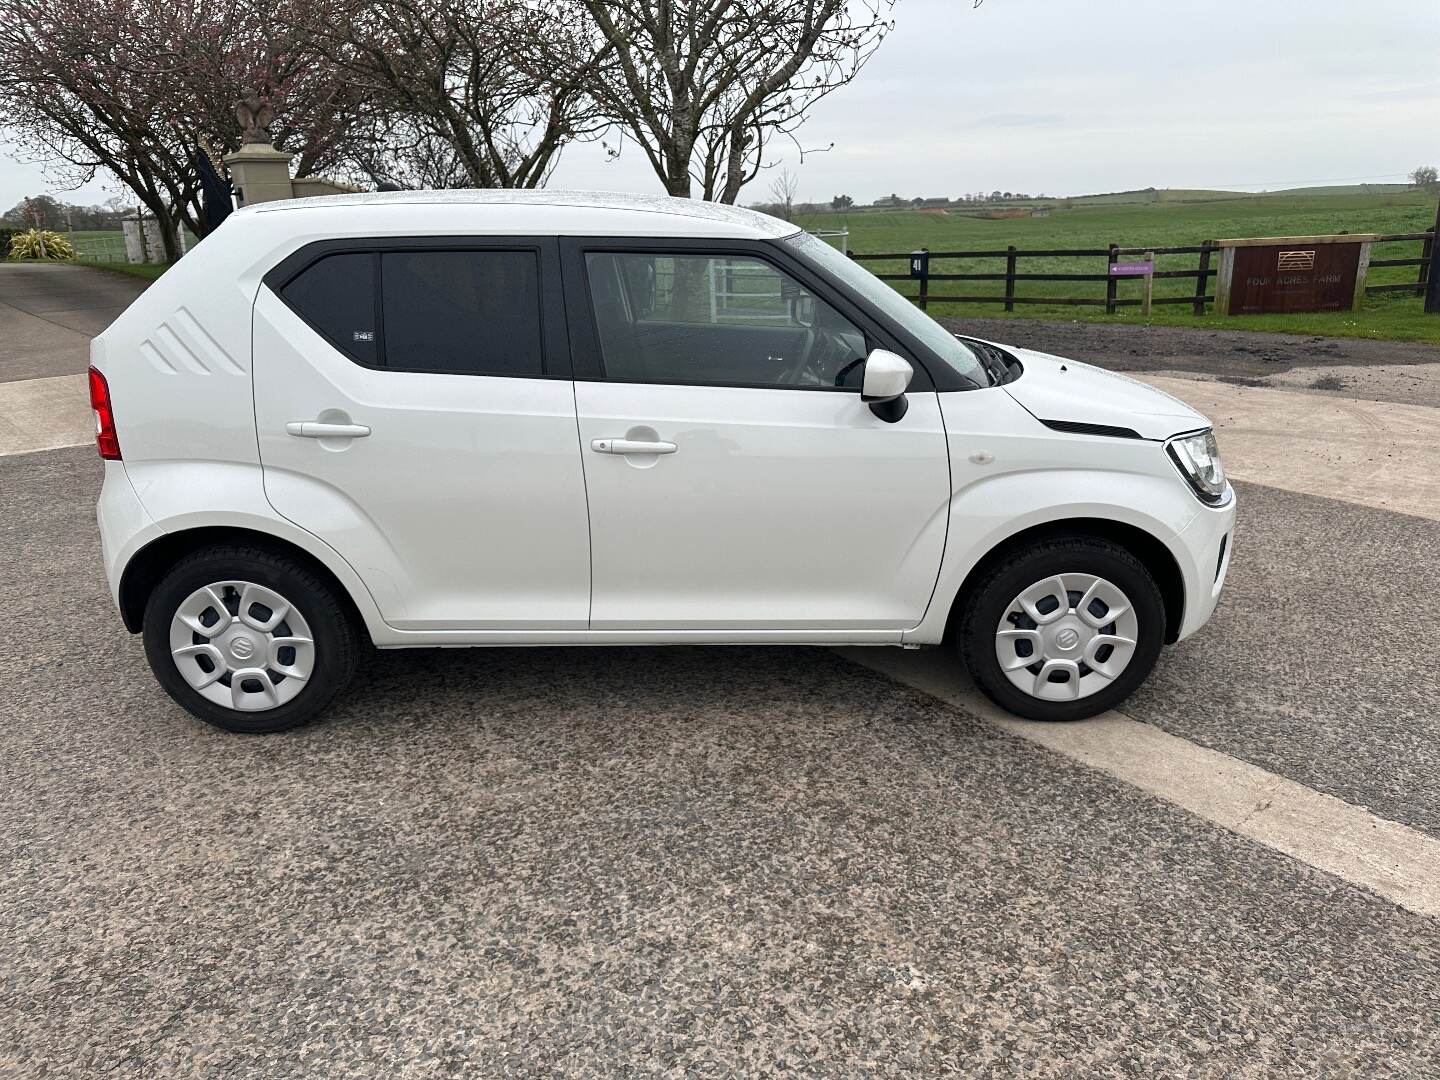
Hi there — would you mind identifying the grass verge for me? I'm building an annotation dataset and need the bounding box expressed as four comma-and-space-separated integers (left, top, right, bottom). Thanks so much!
73, 259, 169, 282
926, 295, 1440, 345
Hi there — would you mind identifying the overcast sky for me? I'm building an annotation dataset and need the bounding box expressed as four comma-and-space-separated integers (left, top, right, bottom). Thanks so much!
2, 0, 1437, 210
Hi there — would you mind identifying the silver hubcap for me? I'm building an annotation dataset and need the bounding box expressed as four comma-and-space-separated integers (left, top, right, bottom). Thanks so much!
995, 573, 1139, 702
169, 581, 315, 712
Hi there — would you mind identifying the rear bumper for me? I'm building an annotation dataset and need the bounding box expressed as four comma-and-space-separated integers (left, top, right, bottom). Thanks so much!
96, 461, 162, 610
1172, 486, 1236, 642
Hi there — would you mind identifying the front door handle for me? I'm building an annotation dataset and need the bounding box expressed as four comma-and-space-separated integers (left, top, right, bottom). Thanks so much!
591, 438, 678, 456
286, 421, 371, 439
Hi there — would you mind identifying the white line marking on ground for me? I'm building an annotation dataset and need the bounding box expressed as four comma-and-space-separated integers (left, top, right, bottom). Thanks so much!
836, 646, 1440, 920
0, 373, 91, 457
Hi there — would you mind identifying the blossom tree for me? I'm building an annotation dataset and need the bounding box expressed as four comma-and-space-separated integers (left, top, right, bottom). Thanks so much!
0, 0, 362, 259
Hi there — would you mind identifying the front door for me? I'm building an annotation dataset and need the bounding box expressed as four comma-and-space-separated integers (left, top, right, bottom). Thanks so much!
252, 239, 590, 631
567, 245, 951, 633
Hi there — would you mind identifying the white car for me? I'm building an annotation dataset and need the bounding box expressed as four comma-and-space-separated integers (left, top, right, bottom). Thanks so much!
91, 191, 1234, 733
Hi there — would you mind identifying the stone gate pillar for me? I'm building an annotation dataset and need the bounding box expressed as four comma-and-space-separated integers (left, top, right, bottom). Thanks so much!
222, 143, 299, 208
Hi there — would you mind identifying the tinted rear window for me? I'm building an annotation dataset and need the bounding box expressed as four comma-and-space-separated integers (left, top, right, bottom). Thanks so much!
281, 252, 377, 365
381, 251, 543, 375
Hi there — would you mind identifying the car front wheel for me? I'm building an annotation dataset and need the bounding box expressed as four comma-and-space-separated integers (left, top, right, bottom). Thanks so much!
958, 536, 1166, 721
142, 545, 359, 733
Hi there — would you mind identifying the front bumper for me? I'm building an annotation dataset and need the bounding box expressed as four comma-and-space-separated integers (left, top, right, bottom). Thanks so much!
1171, 485, 1236, 641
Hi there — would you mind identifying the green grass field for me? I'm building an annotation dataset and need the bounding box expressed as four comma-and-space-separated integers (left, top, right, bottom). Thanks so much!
28, 193, 1440, 343
68, 228, 197, 260
797, 188, 1440, 342
67, 229, 127, 258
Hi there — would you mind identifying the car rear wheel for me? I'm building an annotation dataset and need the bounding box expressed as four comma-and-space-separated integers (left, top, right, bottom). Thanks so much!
142, 546, 358, 733
958, 536, 1166, 721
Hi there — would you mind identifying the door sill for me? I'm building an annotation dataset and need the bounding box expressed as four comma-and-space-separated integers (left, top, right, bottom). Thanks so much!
371, 628, 905, 648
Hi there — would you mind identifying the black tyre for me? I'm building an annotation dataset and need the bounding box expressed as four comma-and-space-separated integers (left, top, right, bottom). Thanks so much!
142, 545, 359, 733
958, 535, 1166, 722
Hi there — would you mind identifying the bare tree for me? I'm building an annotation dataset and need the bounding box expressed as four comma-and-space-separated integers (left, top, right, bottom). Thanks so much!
769, 168, 799, 220
551, 0, 895, 203
340, 118, 473, 190
298, 0, 608, 189
0, 0, 363, 259
1410, 165, 1439, 190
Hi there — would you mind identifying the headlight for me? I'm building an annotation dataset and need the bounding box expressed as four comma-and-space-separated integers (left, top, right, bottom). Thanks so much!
1167, 429, 1228, 504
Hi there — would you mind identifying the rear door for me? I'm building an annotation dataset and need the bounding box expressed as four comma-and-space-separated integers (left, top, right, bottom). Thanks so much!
252, 238, 590, 631
563, 240, 952, 634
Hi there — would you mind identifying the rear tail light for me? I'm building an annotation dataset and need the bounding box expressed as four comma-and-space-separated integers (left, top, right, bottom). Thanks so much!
88, 365, 121, 460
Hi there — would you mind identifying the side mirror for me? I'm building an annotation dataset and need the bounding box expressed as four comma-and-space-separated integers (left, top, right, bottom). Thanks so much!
861, 348, 913, 422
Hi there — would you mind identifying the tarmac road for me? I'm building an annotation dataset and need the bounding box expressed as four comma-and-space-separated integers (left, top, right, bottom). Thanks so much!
4, 265, 1440, 1076
3, 451, 1440, 1077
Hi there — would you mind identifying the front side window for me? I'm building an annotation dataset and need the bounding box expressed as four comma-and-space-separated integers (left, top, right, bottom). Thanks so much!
585, 252, 868, 389
783, 230, 989, 388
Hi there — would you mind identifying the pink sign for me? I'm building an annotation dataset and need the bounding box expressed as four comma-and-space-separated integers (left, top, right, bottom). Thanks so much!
1110, 261, 1154, 276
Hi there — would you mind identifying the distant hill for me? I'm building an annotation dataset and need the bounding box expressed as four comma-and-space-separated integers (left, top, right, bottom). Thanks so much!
844, 183, 1425, 215
1062, 183, 1417, 207
1263, 183, 1413, 197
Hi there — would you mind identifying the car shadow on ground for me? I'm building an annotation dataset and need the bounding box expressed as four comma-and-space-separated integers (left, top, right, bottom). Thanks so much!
328, 642, 975, 745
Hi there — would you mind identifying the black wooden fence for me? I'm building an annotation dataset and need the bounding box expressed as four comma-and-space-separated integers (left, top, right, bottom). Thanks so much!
850, 230, 1437, 316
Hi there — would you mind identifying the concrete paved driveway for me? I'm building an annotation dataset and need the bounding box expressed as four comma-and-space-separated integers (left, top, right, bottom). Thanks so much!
3, 270, 1440, 1076
0, 264, 146, 455
0, 263, 147, 382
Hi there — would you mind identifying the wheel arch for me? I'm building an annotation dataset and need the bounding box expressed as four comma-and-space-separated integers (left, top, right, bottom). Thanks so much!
942, 517, 1186, 646
118, 526, 372, 642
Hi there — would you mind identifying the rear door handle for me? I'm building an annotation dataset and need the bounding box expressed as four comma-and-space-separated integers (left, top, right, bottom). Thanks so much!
591, 438, 678, 456
286, 421, 371, 439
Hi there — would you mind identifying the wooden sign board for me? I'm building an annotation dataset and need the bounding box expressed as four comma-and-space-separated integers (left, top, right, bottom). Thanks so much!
1214, 235, 1375, 316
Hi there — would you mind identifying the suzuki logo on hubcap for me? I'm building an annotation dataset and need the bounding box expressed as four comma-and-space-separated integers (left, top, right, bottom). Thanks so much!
230, 637, 256, 661
1054, 628, 1081, 651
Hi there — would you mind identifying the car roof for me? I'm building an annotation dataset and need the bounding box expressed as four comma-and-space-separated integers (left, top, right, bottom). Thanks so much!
238, 189, 802, 241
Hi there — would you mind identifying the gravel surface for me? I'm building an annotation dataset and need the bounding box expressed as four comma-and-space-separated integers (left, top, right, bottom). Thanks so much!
6, 448, 1440, 1078
942, 316, 1440, 408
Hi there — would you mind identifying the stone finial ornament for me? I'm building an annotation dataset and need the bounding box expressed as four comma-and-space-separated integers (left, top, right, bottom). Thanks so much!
234, 90, 275, 144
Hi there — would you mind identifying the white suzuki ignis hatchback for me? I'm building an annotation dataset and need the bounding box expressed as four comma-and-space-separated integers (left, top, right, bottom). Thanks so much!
91, 191, 1234, 733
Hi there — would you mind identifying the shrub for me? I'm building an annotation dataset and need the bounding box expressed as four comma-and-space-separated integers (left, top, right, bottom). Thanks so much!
8, 228, 77, 260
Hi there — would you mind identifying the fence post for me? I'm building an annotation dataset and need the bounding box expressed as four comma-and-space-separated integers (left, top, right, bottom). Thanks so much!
135, 206, 149, 264
911, 247, 930, 311
1004, 246, 1017, 312
1421, 198, 1440, 300
1427, 235, 1440, 315
1105, 244, 1119, 314
1141, 251, 1155, 317
1193, 240, 1214, 316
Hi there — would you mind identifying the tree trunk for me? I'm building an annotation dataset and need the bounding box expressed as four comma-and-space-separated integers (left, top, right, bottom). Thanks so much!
671, 253, 709, 322
666, 176, 692, 198
148, 202, 182, 263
